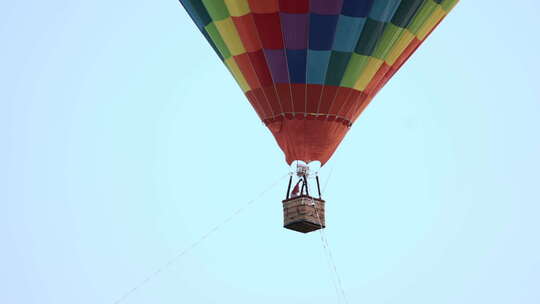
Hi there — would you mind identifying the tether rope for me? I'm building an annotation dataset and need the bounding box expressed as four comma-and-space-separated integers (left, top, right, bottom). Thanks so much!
314, 152, 348, 304
313, 199, 342, 304
313, 201, 348, 304
112, 174, 288, 304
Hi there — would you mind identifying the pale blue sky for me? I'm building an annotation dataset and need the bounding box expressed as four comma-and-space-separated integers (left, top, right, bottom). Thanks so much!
1, 1, 540, 304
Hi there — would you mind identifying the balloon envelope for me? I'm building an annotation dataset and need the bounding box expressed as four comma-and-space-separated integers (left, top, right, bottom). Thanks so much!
179, 0, 458, 165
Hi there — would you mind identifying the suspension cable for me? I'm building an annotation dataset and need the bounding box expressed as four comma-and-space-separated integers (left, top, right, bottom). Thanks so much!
112, 174, 288, 304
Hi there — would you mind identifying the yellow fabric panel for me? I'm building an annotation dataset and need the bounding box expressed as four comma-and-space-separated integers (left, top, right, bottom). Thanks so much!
340, 54, 371, 88
224, 0, 250, 17
215, 18, 246, 56
204, 22, 232, 59
385, 30, 415, 66
372, 23, 404, 60
408, 0, 438, 35
225, 58, 250, 92
417, 6, 446, 40
354, 57, 383, 91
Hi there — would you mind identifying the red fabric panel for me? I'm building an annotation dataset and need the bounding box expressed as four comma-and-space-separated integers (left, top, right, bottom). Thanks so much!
248, 50, 274, 87
353, 96, 374, 124
279, 0, 309, 13
306, 84, 323, 114
266, 119, 350, 165
365, 63, 390, 96
318, 85, 339, 114
252, 13, 284, 49
327, 86, 353, 116
395, 38, 421, 71
276, 83, 293, 113
372, 67, 396, 101
339, 90, 364, 121
290, 83, 306, 114
347, 94, 370, 123
232, 14, 262, 52
262, 85, 283, 114
294, 113, 305, 120
248, 0, 279, 13
245, 90, 265, 119
251, 88, 274, 118
234, 53, 261, 90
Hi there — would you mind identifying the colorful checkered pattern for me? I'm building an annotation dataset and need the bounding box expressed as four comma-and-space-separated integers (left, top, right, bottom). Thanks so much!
180, 0, 458, 126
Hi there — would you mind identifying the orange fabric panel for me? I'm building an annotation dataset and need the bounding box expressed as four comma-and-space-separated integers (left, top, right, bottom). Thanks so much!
267, 119, 349, 166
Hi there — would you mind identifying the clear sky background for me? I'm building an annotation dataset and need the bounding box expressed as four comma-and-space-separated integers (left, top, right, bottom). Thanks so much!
2, 1, 540, 303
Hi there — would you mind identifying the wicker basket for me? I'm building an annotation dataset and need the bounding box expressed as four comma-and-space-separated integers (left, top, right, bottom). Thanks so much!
282, 195, 325, 233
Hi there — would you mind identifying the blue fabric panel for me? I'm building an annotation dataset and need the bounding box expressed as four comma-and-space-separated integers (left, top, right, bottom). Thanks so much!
179, 0, 211, 29
309, 13, 339, 50
369, 0, 402, 22
341, 0, 375, 17
332, 15, 366, 52
286, 49, 307, 83
307, 50, 332, 84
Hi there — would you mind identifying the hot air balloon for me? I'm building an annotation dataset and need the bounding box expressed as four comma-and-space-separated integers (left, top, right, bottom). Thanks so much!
179, 0, 458, 233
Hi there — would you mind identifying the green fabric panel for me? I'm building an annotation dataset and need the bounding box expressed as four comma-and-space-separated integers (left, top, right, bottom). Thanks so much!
372, 23, 403, 60
202, 30, 224, 61
340, 54, 370, 88
325, 51, 352, 86
407, 0, 438, 34
441, 0, 459, 12
202, 0, 230, 21
205, 22, 231, 59
354, 18, 386, 56
392, 0, 425, 28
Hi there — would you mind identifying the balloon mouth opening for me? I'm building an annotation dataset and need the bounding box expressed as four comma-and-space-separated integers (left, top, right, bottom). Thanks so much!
289, 160, 321, 177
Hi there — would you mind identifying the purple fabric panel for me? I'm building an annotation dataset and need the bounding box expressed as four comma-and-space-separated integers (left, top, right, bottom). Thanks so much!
264, 49, 289, 83
310, 0, 343, 15
280, 13, 309, 50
